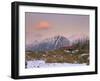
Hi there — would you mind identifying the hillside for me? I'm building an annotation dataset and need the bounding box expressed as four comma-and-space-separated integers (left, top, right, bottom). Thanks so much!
25, 35, 89, 65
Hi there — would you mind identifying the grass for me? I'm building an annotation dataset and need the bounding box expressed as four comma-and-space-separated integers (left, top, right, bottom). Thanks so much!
26, 49, 89, 65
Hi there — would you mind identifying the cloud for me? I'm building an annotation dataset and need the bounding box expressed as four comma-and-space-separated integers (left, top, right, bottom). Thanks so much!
35, 21, 50, 30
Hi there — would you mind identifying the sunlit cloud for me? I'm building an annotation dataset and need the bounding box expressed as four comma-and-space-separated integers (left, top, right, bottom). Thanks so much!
35, 21, 50, 30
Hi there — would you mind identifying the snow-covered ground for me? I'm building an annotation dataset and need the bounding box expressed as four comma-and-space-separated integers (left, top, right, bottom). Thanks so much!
26, 60, 87, 68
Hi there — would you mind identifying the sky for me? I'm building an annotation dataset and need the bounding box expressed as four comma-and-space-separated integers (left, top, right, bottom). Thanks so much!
25, 12, 89, 45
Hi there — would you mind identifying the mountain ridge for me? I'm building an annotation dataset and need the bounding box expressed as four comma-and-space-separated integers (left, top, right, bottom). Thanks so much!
26, 35, 70, 52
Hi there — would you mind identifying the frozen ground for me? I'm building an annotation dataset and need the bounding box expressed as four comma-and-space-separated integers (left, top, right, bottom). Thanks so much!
26, 60, 87, 68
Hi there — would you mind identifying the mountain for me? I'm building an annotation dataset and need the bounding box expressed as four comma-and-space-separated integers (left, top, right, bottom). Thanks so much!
26, 35, 70, 52
69, 34, 89, 41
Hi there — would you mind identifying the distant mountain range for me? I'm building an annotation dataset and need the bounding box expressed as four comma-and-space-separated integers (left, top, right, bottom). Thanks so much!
26, 35, 70, 52
68, 34, 89, 42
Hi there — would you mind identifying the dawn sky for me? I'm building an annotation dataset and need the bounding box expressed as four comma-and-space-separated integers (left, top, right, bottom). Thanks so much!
25, 12, 89, 45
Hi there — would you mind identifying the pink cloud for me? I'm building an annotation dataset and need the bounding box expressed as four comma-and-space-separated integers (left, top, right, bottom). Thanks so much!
35, 21, 51, 30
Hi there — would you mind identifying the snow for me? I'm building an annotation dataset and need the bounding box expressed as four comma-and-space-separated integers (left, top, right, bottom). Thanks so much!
80, 53, 89, 57
26, 60, 87, 68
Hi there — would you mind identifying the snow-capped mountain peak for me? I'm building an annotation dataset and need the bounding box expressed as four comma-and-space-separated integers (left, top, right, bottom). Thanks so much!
26, 35, 70, 52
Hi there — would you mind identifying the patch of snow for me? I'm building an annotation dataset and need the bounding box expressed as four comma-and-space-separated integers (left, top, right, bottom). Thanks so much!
80, 54, 88, 57
64, 50, 70, 53
26, 60, 87, 69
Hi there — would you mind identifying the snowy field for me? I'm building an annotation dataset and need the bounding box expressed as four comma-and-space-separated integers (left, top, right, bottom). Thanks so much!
26, 60, 87, 68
